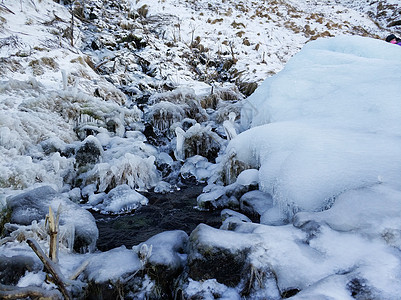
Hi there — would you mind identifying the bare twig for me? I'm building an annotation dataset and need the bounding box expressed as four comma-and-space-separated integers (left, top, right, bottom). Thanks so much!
94, 56, 117, 71
69, 260, 89, 280
26, 238, 72, 300
46, 205, 60, 263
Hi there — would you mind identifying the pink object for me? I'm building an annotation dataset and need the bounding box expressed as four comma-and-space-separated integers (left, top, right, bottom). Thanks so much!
390, 39, 397, 44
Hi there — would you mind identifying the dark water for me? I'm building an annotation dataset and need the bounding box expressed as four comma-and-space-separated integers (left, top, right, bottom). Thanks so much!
92, 183, 222, 251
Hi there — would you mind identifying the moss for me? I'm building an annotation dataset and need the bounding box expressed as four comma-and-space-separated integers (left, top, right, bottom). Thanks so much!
188, 246, 250, 287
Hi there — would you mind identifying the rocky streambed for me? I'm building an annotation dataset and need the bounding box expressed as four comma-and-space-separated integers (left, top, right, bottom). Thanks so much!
93, 182, 222, 251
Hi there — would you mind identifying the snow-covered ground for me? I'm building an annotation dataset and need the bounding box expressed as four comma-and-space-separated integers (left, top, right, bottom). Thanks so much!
203, 36, 401, 298
1, 0, 401, 298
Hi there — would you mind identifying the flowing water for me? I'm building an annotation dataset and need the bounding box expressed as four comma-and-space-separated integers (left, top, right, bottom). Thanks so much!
92, 182, 222, 251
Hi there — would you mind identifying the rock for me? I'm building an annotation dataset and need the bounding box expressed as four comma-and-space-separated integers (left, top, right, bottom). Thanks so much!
347, 277, 373, 300
95, 184, 148, 214
39, 137, 66, 155
7, 186, 58, 225
75, 136, 103, 167
237, 81, 258, 96
181, 223, 282, 299
0, 254, 37, 285
133, 230, 189, 297
186, 224, 252, 287
83, 246, 144, 299
7, 186, 98, 253
239, 190, 273, 220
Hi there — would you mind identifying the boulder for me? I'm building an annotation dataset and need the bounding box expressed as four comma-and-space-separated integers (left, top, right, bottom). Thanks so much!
7, 186, 98, 252
0, 254, 38, 285
133, 230, 189, 298
75, 135, 103, 167
187, 224, 252, 287
239, 190, 273, 221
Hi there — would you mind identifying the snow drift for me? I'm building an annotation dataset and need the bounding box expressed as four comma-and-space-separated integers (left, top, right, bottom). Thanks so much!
226, 35, 401, 218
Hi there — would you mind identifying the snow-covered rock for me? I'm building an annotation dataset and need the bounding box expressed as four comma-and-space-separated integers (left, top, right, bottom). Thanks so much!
93, 184, 149, 214
239, 190, 273, 220
7, 186, 98, 252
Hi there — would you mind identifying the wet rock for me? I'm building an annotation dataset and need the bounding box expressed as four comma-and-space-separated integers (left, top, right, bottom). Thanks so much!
7, 186, 98, 253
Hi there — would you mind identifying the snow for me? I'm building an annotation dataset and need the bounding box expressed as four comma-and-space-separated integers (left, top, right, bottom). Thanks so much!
231, 35, 401, 217
1, 0, 401, 298
184, 278, 241, 300
93, 184, 149, 214
191, 35, 401, 298
85, 246, 141, 283
132, 230, 188, 269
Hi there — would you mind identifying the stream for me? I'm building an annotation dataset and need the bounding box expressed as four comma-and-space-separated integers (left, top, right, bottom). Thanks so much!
92, 182, 222, 251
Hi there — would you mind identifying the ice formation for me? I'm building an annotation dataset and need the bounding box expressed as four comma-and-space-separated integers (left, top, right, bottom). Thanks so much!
85, 153, 160, 193
175, 123, 223, 162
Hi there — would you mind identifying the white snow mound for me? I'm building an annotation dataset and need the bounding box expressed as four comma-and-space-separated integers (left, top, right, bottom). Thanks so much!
229, 35, 401, 216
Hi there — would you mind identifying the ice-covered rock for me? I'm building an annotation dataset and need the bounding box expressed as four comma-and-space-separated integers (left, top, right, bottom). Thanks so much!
146, 101, 185, 134
293, 185, 401, 250
94, 184, 149, 214
133, 230, 188, 297
196, 184, 227, 209
220, 209, 252, 231
175, 123, 222, 162
153, 181, 171, 194
181, 279, 242, 300
227, 36, 401, 218
85, 246, 142, 283
75, 135, 103, 168
239, 190, 273, 220
0, 254, 38, 285
84, 153, 160, 192
196, 168, 260, 210
180, 155, 213, 182
6, 186, 98, 252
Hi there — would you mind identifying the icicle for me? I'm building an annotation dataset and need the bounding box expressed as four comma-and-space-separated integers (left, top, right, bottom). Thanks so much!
223, 112, 237, 140
61, 69, 67, 90
175, 127, 186, 161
